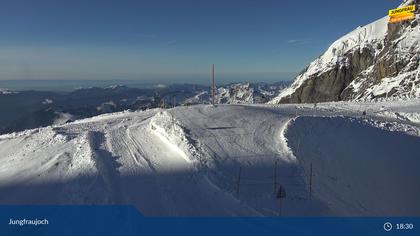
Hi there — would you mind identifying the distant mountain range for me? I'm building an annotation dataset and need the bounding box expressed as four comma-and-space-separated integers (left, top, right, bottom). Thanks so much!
0, 82, 289, 134
184, 82, 288, 105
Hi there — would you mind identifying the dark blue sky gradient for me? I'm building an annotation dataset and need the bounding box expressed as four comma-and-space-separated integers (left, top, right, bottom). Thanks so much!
0, 0, 399, 83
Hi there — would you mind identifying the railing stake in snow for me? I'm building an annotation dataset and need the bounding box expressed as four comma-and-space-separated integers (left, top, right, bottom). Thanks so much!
276, 185, 286, 216
309, 162, 313, 199
211, 64, 216, 107
297, 138, 301, 156
236, 166, 242, 195
273, 160, 278, 194
279, 197, 282, 216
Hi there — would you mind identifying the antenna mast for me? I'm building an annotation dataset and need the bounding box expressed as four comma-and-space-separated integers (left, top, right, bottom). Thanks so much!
212, 64, 215, 106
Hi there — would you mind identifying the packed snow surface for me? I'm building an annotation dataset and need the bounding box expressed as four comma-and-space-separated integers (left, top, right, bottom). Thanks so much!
0, 100, 420, 216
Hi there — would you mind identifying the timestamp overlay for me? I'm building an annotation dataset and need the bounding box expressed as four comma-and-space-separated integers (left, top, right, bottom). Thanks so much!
383, 221, 416, 233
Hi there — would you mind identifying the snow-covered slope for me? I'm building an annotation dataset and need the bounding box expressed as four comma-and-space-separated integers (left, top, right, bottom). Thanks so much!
286, 116, 420, 215
1, 99, 420, 216
270, 0, 420, 103
275, 16, 388, 101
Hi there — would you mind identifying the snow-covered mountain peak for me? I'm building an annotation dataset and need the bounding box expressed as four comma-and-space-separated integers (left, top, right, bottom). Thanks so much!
270, 1, 420, 103
400, 0, 416, 7
324, 17, 388, 65
182, 82, 289, 105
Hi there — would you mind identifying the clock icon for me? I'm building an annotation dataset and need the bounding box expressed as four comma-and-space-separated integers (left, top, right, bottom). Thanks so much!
384, 222, 393, 232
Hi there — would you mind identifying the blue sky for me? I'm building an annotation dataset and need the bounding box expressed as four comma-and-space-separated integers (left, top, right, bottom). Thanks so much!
0, 0, 398, 83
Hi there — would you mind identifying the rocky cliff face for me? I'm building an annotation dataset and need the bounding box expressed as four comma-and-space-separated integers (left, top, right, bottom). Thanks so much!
270, 0, 420, 104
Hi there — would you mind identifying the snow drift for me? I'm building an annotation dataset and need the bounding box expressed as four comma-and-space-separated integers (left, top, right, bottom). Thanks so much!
149, 110, 203, 164
285, 116, 420, 216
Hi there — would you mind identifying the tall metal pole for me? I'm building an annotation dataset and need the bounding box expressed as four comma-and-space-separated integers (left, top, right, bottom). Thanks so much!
236, 166, 242, 194
212, 64, 215, 106
273, 160, 278, 194
309, 162, 313, 199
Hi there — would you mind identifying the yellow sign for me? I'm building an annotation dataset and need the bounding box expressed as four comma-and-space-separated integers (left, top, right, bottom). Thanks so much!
389, 13, 415, 23
388, 5, 416, 17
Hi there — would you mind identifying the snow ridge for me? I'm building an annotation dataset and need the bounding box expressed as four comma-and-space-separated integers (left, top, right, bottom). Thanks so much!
149, 111, 203, 164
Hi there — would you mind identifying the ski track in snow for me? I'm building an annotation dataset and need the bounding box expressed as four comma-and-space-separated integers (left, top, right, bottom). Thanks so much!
0, 100, 419, 216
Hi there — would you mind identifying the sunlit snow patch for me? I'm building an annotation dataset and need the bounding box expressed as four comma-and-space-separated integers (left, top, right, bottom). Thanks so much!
149, 110, 203, 164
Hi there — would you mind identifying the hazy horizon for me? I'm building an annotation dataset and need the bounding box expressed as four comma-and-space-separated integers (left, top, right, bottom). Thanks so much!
0, 74, 294, 92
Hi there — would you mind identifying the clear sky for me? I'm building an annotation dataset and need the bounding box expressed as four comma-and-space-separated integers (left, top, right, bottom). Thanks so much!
0, 0, 399, 84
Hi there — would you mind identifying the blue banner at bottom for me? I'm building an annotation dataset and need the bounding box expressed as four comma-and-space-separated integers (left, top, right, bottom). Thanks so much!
0, 206, 418, 236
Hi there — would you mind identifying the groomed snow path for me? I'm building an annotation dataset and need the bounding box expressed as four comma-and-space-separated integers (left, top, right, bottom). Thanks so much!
0, 100, 419, 216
